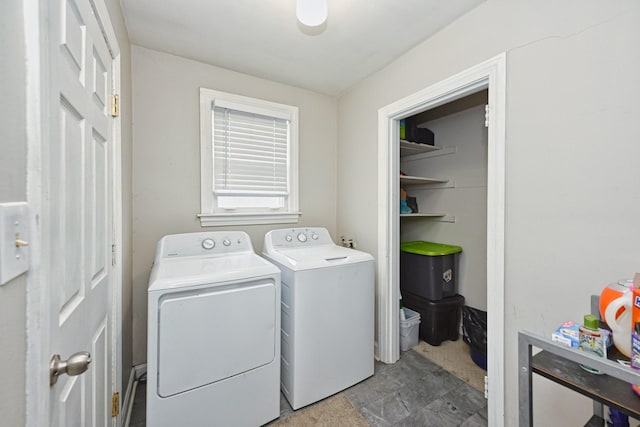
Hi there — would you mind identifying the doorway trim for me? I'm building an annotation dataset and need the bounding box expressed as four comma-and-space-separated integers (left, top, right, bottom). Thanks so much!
377, 52, 506, 425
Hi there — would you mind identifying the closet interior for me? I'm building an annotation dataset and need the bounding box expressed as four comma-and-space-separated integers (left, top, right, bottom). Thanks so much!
399, 89, 489, 388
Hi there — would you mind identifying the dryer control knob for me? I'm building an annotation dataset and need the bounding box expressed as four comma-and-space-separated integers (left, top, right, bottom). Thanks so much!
285, 235, 293, 242
297, 233, 307, 243
223, 239, 231, 247
202, 239, 215, 250
311, 233, 319, 240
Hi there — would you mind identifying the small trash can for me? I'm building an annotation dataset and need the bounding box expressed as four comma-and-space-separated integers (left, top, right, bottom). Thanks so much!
399, 307, 421, 351
400, 241, 462, 301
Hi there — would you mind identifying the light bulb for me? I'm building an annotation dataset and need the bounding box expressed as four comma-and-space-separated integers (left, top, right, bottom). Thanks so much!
296, 0, 328, 27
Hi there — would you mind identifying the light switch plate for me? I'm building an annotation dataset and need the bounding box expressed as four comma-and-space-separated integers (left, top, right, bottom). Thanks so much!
0, 202, 29, 285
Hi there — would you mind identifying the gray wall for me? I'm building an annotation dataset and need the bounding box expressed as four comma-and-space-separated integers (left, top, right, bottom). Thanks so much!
401, 105, 488, 311
131, 46, 338, 365
336, 1, 640, 425
0, 1, 27, 425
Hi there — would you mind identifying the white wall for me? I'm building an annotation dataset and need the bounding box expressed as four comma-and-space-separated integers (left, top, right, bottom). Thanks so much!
401, 105, 488, 311
0, 2, 27, 424
337, 1, 640, 425
131, 46, 338, 365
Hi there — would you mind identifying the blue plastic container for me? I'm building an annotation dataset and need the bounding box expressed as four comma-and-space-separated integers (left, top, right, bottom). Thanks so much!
470, 347, 487, 370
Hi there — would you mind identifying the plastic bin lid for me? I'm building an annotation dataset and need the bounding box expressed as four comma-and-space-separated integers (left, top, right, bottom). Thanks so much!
400, 241, 462, 256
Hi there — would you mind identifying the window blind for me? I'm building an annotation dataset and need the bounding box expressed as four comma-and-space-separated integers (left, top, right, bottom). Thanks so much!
213, 106, 289, 196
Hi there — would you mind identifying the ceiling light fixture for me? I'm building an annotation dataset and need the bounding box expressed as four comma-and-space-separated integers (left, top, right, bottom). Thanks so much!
296, 0, 328, 27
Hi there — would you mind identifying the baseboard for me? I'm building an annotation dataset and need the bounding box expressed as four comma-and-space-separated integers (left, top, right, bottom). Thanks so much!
121, 367, 136, 427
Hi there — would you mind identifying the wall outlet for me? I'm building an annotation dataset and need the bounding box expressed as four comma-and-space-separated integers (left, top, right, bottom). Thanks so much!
340, 236, 356, 249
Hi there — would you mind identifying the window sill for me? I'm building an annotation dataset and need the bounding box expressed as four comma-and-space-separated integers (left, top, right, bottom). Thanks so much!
197, 212, 301, 227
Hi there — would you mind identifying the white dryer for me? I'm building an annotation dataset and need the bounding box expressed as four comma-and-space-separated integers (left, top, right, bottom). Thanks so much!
263, 227, 374, 410
147, 231, 280, 427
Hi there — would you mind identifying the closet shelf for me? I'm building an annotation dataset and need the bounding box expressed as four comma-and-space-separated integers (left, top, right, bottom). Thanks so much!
400, 140, 440, 157
400, 213, 445, 218
399, 141, 452, 223
400, 213, 455, 223
400, 175, 448, 185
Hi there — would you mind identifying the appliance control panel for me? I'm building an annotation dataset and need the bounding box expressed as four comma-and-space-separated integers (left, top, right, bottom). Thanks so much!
158, 231, 254, 258
264, 227, 334, 249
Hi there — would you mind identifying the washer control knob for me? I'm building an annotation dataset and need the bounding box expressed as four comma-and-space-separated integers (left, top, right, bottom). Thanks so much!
223, 239, 231, 247
202, 239, 215, 250
285, 235, 293, 242
297, 233, 307, 243
311, 233, 319, 240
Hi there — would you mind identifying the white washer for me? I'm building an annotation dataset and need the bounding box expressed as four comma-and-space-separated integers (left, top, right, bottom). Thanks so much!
147, 231, 280, 427
263, 227, 374, 410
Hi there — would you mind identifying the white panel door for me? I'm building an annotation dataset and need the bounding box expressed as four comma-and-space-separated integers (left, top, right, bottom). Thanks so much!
46, 0, 115, 425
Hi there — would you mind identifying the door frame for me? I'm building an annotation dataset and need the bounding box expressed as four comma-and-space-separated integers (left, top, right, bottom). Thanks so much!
23, 0, 123, 425
376, 53, 506, 425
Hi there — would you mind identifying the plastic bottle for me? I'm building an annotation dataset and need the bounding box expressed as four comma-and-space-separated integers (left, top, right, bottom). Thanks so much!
578, 314, 607, 374
632, 322, 640, 369
630, 322, 640, 398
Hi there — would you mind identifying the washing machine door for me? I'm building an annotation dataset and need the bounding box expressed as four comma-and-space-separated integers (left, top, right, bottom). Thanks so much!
156, 278, 277, 397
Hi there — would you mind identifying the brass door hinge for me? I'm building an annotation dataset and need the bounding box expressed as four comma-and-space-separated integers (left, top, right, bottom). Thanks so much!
111, 392, 120, 417
111, 94, 119, 117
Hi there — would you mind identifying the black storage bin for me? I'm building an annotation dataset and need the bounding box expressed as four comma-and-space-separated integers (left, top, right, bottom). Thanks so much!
400, 241, 462, 301
404, 117, 435, 145
402, 292, 465, 346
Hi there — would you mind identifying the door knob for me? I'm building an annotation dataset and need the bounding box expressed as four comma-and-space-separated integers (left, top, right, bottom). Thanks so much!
50, 351, 91, 386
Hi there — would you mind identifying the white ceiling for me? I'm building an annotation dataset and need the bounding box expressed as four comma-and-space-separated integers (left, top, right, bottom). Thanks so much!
120, 0, 484, 96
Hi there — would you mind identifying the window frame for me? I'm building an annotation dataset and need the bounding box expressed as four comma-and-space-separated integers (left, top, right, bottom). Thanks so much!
198, 88, 300, 226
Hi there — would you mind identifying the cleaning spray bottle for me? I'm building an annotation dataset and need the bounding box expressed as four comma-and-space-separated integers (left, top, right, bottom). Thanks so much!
578, 314, 607, 374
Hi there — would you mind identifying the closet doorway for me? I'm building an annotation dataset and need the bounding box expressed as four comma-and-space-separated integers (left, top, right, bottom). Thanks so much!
376, 53, 506, 426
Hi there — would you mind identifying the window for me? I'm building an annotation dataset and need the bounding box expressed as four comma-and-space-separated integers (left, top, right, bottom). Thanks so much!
199, 88, 300, 226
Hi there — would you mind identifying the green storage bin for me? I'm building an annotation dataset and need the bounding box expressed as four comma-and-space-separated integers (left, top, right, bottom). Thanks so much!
400, 241, 462, 256
400, 241, 462, 301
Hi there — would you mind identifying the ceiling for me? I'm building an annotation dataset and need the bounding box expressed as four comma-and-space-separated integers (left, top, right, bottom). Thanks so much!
120, 0, 484, 96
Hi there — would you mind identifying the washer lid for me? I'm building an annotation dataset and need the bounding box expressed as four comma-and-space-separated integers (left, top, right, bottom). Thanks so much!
148, 253, 279, 292
263, 244, 373, 270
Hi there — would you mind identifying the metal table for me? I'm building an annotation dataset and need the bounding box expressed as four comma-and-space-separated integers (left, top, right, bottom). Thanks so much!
518, 330, 640, 426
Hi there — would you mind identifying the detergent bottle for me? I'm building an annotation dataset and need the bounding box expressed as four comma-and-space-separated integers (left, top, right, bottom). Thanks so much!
602, 279, 633, 357
600, 279, 633, 320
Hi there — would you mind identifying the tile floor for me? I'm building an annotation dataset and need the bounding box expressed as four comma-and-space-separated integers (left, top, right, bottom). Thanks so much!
128, 349, 487, 426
